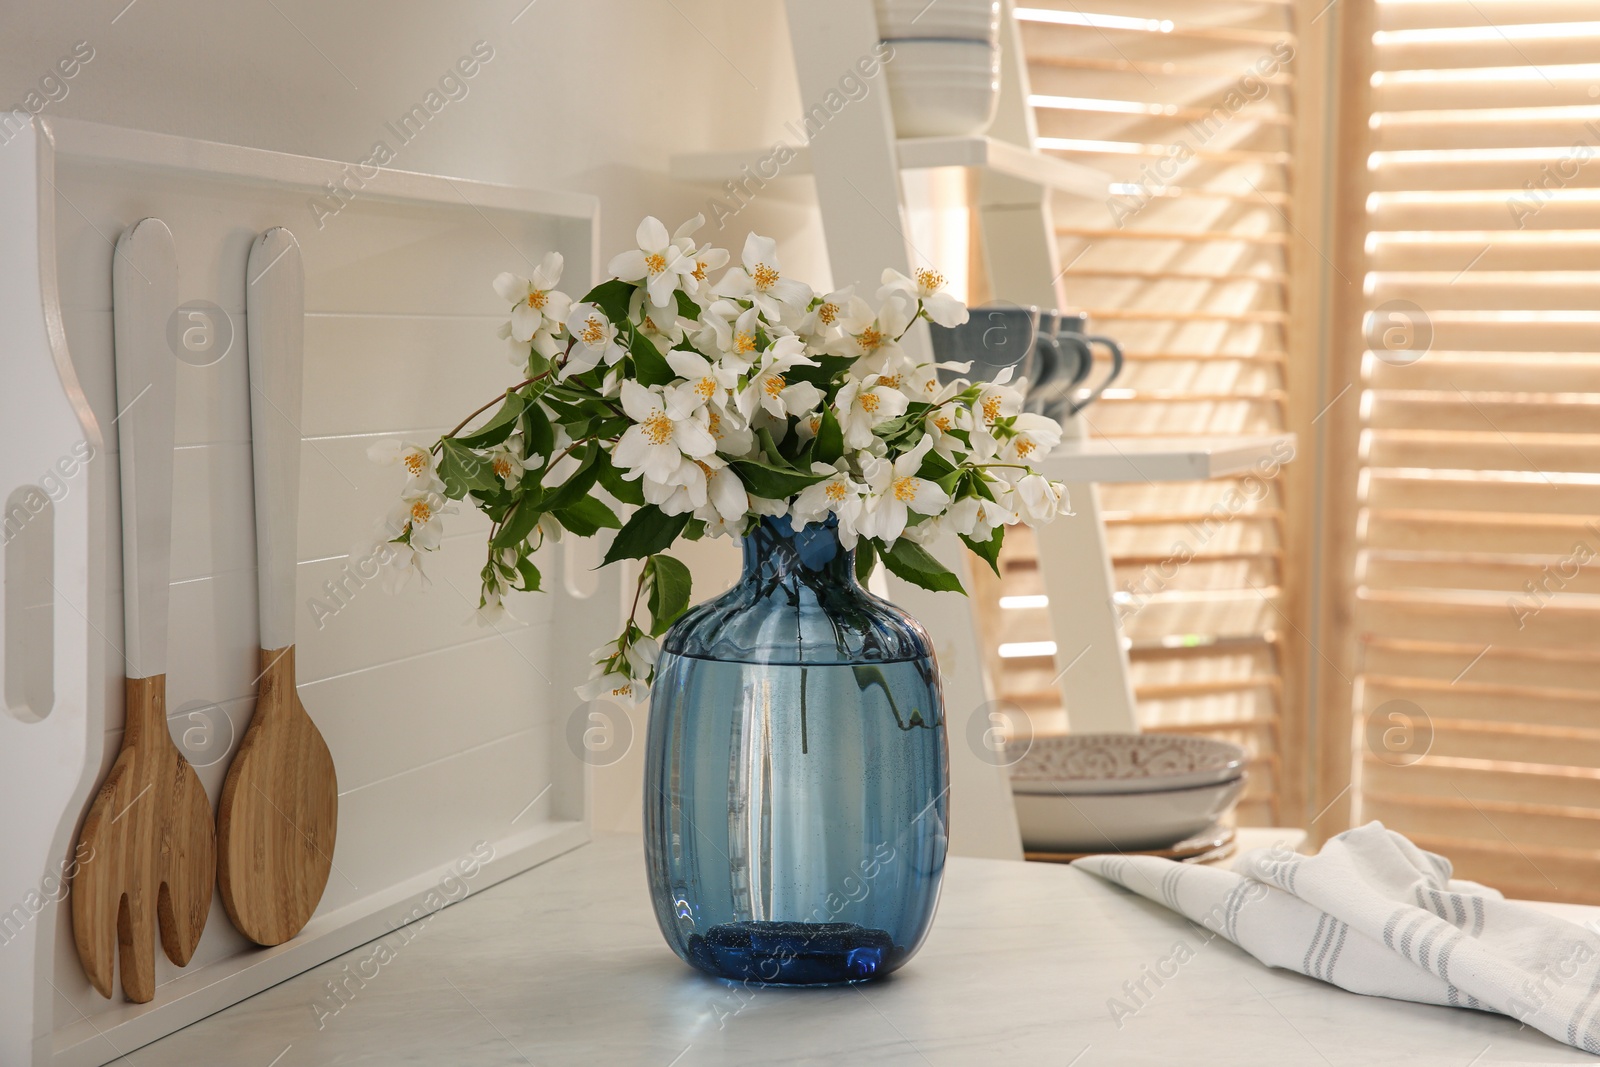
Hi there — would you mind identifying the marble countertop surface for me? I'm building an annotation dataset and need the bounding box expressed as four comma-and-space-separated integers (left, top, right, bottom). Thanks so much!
128, 834, 1599, 1066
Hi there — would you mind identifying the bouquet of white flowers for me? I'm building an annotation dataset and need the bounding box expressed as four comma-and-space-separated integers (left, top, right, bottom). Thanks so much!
368, 215, 1072, 702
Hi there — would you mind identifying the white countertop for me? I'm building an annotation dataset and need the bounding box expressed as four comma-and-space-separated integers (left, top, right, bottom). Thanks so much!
126, 835, 1597, 1066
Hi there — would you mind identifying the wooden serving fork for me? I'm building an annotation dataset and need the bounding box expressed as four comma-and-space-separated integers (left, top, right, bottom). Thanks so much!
72, 218, 216, 1001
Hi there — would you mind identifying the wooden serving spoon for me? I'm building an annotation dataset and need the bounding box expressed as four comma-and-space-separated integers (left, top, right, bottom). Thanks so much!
217, 228, 338, 946
72, 218, 216, 1001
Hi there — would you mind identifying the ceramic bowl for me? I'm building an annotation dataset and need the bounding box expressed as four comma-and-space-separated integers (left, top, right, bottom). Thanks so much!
1013, 776, 1247, 853
883, 39, 1000, 138
876, 0, 1000, 42
1006, 733, 1248, 795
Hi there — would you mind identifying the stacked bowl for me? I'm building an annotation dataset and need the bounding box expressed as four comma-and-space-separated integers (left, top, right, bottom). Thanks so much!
1005, 734, 1248, 853
876, 0, 1002, 138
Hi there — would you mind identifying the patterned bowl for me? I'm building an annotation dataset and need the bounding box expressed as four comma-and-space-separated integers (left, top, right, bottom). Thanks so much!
1005, 733, 1248, 796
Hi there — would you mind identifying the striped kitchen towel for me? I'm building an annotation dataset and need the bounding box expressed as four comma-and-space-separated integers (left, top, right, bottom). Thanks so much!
1076, 822, 1600, 1053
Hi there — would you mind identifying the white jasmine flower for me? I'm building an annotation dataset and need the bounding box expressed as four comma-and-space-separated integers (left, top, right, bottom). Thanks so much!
655, 455, 749, 525
713, 233, 813, 319
794, 410, 825, 445
970, 369, 1028, 459
836, 294, 914, 364
790, 461, 869, 548
352, 535, 428, 593
475, 558, 520, 627
672, 215, 729, 298
792, 287, 852, 347
614, 381, 717, 484
666, 348, 741, 414
702, 458, 750, 523
625, 633, 660, 675
630, 287, 684, 352
999, 412, 1063, 464
1013, 473, 1070, 525
974, 367, 1026, 427
578, 668, 645, 705
835, 374, 910, 450
879, 266, 969, 328
706, 402, 755, 457
387, 489, 453, 551
608, 216, 696, 306
738, 338, 824, 421
494, 252, 572, 342
749, 494, 791, 518
485, 435, 540, 490
859, 437, 951, 543
924, 401, 973, 461
907, 493, 1013, 546
367, 439, 444, 494
642, 463, 703, 515
536, 512, 563, 544
563, 303, 627, 377
695, 301, 764, 368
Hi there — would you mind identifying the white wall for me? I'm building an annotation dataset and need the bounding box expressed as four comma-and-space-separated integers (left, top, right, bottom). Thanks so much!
0, 0, 828, 832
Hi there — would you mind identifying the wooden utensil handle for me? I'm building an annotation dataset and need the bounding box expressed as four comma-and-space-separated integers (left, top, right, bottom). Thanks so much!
245, 229, 305, 650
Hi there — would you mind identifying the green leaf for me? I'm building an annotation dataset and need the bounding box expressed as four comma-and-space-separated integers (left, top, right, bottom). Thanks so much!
492, 498, 543, 548
785, 355, 853, 387
855, 539, 878, 584
540, 442, 602, 512
454, 392, 527, 449
756, 426, 791, 468
880, 538, 965, 595
582, 278, 637, 324
674, 291, 702, 320
515, 556, 542, 592
814, 406, 844, 465
629, 329, 675, 386
554, 495, 621, 538
646, 553, 693, 636
871, 413, 918, 444
682, 518, 708, 541
961, 527, 1004, 578
730, 459, 828, 499
602, 505, 691, 566
438, 438, 499, 497
595, 449, 646, 506
522, 401, 555, 464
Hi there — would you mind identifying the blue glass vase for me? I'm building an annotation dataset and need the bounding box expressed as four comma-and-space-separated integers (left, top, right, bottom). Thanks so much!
643, 516, 949, 986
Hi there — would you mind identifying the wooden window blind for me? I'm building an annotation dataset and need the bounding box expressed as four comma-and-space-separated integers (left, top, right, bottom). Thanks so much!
988, 0, 1303, 827
1341, 0, 1600, 904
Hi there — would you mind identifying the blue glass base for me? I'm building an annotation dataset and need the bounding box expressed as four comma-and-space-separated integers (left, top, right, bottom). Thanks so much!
686, 921, 903, 986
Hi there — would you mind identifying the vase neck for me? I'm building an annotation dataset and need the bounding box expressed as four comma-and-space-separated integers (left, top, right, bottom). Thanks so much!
741, 516, 858, 589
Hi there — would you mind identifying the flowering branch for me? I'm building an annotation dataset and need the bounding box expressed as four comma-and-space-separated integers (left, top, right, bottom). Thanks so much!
366, 216, 1073, 703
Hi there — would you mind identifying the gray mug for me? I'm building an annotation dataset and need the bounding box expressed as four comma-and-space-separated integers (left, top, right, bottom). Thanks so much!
927, 305, 1056, 393
1034, 311, 1124, 419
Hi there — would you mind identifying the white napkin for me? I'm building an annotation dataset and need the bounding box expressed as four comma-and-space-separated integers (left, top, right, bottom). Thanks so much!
1075, 822, 1600, 1052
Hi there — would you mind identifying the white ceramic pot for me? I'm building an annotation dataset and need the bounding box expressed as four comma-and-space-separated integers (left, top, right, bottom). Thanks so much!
1013, 776, 1247, 853
883, 39, 1000, 138
876, 0, 1000, 42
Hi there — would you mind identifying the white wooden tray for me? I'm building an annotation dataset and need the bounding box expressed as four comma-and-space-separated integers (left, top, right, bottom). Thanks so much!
0, 115, 608, 1067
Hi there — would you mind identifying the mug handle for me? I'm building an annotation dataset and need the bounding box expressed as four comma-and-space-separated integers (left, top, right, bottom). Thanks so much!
1030, 333, 1089, 415
1029, 333, 1061, 397
1068, 334, 1125, 416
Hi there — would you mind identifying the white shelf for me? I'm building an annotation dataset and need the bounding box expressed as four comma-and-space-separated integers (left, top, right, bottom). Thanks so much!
1038, 433, 1296, 484
669, 135, 1111, 199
